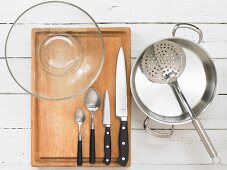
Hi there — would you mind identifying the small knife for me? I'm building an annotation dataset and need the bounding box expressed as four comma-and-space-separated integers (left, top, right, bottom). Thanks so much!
103, 90, 111, 165
116, 47, 129, 166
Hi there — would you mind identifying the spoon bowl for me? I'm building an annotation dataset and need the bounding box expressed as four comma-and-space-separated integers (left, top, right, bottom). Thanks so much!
75, 108, 86, 124
85, 88, 100, 113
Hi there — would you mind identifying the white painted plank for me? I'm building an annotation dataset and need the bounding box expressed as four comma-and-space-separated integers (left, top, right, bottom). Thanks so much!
213, 60, 227, 95
2, 24, 227, 59
1, 24, 227, 95
131, 130, 227, 165
0, 94, 227, 130
0, 129, 226, 165
1, 0, 227, 23
0, 57, 227, 94
0, 59, 27, 93
0, 164, 226, 170
0, 94, 30, 128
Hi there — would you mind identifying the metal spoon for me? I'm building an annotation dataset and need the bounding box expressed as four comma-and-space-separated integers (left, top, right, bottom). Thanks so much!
74, 108, 85, 166
84, 88, 100, 163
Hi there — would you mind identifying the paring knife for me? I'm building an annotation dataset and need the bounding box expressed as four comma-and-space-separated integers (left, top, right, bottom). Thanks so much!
116, 47, 129, 166
103, 90, 111, 165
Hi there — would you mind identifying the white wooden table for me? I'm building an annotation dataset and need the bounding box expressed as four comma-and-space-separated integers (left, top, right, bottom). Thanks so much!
0, 0, 227, 169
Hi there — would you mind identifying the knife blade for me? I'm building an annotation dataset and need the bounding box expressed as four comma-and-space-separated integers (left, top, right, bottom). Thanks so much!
103, 90, 111, 165
116, 47, 129, 166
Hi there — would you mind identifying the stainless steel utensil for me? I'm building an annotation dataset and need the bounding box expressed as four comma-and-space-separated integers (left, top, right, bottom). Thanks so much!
84, 88, 100, 163
116, 47, 129, 166
141, 40, 186, 84
131, 23, 216, 126
140, 39, 219, 163
103, 90, 111, 165
74, 108, 85, 166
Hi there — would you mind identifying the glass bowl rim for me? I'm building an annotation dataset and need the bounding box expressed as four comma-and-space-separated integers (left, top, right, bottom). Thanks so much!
4, 0, 105, 100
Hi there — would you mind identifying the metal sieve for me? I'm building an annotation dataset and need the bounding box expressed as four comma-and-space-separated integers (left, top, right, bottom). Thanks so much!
140, 40, 219, 163
131, 23, 219, 163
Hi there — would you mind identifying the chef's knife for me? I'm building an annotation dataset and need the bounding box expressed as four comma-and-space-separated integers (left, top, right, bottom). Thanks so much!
103, 90, 111, 165
116, 47, 129, 166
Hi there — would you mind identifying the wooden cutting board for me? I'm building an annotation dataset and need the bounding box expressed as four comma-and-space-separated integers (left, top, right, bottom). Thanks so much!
31, 27, 131, 167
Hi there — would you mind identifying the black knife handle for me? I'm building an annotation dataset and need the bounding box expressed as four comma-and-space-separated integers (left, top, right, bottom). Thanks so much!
103, 127, 111, 165
89, 129, 95, 163
118, 121, 129, 166
77, 140, 82, 166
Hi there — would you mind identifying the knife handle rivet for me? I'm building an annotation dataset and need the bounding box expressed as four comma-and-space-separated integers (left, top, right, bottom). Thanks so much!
122, 157, 125, 161
106, 145, 110, 149
106, 159, 109, 162
106, 132, 110, 135
122, 126, 126, 130
122, 142, 125, 145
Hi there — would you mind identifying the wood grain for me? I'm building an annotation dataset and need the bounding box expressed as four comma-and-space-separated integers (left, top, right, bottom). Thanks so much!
31, 28, 131, 167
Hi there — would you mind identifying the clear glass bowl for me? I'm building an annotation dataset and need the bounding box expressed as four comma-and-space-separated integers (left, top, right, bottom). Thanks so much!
38, 33, 82, 76
5, 1, 105, 100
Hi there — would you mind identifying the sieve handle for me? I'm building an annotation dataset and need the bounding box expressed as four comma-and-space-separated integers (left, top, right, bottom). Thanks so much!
192, 119, 221, 164
171, 81, 220, 163
172, 23, 203, 44
143, 117, 174, 138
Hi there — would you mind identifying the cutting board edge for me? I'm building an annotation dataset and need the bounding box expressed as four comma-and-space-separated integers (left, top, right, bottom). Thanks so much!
31, 27, 131, 167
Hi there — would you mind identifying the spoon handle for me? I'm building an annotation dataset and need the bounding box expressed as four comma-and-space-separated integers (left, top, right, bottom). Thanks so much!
77, 140, 82, 166
89, 129, 95, 163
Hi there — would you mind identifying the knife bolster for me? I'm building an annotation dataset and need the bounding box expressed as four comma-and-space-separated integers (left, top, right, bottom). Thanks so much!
120, 116, 127, 121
